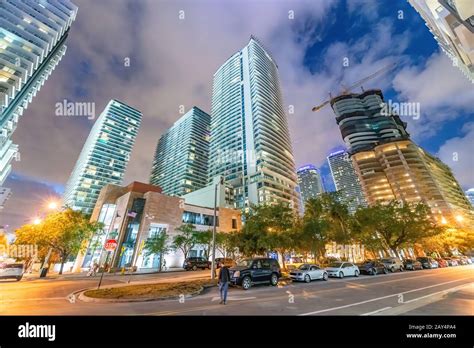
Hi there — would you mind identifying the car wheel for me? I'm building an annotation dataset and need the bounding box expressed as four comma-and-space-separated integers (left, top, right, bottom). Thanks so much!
371, 268, 377, 276
322, 272, 328, 281
390, 267, 395, 273
270, 273, 278, 286
383, 267, 388, 274
339, 271, 344, 278
400, 266, 404, 272
242, 276, 251, 290
16, 276, 22, 281
304, 274, 311, 283
354, 270, 359, 277
192, 265, 197, 271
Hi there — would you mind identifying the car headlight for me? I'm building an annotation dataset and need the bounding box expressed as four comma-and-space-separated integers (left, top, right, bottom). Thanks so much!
233, 271, 240, 278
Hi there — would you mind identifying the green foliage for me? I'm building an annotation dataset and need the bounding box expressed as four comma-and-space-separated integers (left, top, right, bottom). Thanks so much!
14, 208, 103, 274
172, 223, 198, 258
144, 231, 169, 271
353, 201, 443, 256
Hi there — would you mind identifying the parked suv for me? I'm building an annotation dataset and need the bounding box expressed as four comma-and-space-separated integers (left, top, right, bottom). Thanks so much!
417, 256, 437, 269
229, 258, 281, 290
380, 257, 404, 272
183, 257, 211, 271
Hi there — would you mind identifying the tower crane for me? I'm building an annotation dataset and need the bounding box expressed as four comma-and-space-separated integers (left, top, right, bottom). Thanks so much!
311, 62, 397, 112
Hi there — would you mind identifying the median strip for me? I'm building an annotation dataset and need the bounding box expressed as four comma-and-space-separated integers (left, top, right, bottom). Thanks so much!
79, 279, 217, 303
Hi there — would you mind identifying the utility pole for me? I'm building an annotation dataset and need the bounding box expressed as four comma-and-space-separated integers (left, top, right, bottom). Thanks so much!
211, 176, 224, 280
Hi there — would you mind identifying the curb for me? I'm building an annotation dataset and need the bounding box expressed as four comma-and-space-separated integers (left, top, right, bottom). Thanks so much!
78, 283, 216, 303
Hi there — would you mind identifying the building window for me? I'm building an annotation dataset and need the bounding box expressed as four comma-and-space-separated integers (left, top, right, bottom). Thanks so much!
232, 218, 237, 229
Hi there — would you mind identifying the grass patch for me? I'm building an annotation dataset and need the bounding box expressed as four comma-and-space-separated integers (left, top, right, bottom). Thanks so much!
84, 279, 217, 300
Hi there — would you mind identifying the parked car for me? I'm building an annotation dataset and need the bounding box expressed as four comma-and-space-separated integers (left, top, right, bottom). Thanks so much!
357, 260, 388, 275
0, 263, 24, 281
326, 262, 359, 278
289, 264, 328, 282
461, 256, 472, 264
380, 257, 404, 272
417, 257, 437, 269
215, 258, 235, 268
403, 259, 423, 271
435, 258, 448, 268
183, 257, 211, 271
443, 257, 458, 266
453, 257, 468, 265
229, 258, 281, 290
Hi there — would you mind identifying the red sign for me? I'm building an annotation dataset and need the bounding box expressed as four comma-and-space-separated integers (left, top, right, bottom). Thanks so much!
104, 239, 118, 252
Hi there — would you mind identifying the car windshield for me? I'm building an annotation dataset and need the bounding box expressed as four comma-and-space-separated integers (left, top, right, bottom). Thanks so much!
328, 262, 343, 268
298, 264, 310, 270
236, 259, 253, 267
381, 259, 392, 262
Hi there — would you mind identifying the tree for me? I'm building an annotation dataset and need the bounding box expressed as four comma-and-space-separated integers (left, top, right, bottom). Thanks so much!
143, 231, 169, 272
14, 208, 103, 274
353, 201, 443, 257
172, 224, 198, 259
315, 192, 353, 245
301, 198, 331, 261
194, 229, 213, 259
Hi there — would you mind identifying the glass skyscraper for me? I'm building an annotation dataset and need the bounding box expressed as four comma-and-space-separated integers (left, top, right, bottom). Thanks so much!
327, 150, 367, 214
297, 164, 324, 205
150, 106, 210, 196
63, 100, 142, 215
209, 36, 299, 210
0, 0, 78, 186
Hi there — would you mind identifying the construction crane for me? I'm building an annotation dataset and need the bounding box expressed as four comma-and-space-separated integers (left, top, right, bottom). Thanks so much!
311, 62, 397, 112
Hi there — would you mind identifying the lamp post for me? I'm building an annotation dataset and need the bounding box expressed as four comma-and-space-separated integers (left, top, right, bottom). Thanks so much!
211, 176, 224, 280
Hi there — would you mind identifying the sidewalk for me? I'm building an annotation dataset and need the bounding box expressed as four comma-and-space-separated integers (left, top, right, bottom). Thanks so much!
23, 267, 186, 281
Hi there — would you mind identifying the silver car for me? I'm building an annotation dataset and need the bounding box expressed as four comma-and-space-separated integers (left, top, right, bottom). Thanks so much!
326, 262, 360, 278
0, 263, 24, 281
289, 264, 328, 283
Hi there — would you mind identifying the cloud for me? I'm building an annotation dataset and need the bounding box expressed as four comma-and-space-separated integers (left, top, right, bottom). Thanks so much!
437, 122, 474, 190
0, 174, 61, 235
392, 51, 474, 139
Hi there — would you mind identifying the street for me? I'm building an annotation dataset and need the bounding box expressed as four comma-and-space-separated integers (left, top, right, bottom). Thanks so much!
0, 265, 472, 316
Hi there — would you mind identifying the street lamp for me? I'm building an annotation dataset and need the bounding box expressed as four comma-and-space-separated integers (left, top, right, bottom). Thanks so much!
33, 217, 42, 225
211, 176, 224, 280
455, 215, 464, 223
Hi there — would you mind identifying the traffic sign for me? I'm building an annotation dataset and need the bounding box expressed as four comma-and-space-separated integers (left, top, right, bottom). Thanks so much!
104, 239, 118, 252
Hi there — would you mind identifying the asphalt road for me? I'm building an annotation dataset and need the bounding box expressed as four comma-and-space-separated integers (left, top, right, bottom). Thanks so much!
0, 265, 472, 315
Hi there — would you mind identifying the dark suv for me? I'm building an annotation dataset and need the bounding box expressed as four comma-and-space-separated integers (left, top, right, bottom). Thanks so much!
229, 258, 281, 290
183, 257, 211, 271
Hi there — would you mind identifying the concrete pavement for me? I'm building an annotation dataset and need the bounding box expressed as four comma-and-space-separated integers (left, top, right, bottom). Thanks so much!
0, 265, 472, 316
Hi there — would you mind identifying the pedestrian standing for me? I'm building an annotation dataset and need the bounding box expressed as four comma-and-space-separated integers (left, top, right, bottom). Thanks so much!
218, 262, 230, 305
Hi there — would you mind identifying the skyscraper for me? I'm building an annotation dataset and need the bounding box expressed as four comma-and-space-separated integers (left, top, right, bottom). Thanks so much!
208, 36, 299, 210
409, 0, 474, 82
0, 0, 78, 186
63, 100, 142, 214
297, 165, 324, 205
150, 106, 210, 196
327, 150, 367, 214
330, 89, 474, 225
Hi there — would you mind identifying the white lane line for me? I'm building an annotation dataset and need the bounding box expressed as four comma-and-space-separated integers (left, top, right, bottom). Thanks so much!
299, 277, 470, 316
211, 296, 256, 301
403, 282, 473, 304
361, 306, 392, 316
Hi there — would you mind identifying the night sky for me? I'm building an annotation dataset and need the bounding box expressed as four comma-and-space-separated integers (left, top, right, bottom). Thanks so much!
1, 0, 473, 235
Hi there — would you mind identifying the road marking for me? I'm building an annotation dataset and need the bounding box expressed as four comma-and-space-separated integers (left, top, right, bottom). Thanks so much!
299, 277, 470, 316
403, 282, 472, 304
361, 306, 392, 316
211, 296, 256, 301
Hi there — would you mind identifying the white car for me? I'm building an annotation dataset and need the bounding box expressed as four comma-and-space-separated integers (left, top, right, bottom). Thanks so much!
326, 262, 359, 278
289, 264, 328, 282
0, 263, 24, 281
